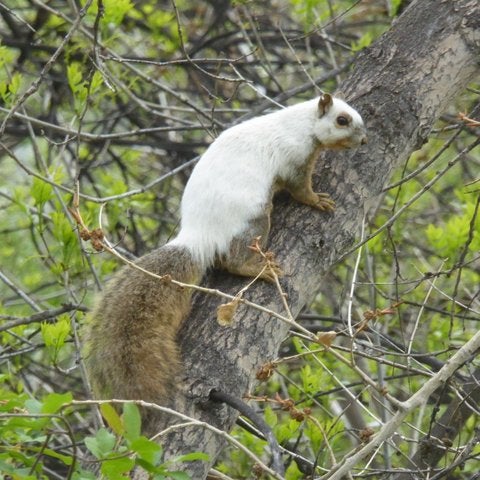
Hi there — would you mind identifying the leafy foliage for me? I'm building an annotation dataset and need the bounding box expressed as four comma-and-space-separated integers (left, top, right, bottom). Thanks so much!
0, 0, 479, 479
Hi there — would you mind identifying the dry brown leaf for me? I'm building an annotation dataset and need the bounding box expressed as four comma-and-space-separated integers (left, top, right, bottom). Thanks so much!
216, 298, 240, 326
315, 331, 337, 348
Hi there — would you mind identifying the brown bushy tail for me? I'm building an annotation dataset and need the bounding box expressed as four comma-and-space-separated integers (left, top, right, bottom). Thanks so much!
82, 244, 202, 416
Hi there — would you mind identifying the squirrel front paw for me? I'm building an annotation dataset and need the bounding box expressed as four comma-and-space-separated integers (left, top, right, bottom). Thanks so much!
313, 192, 336, 212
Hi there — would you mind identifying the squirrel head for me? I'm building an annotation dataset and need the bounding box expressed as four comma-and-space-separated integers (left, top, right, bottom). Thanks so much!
314, 93, 367, 149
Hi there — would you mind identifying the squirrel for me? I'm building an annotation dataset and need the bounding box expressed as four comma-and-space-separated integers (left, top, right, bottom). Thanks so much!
82, 93, 367, 422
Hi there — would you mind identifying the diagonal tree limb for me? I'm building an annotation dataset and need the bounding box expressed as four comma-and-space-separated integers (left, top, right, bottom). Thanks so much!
320, 331, 480, 480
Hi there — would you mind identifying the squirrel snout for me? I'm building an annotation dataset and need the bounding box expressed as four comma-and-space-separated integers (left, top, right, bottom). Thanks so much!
361, 136, 368, 145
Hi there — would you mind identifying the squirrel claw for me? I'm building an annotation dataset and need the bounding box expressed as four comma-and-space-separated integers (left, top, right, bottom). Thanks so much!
314, 192, 336, 212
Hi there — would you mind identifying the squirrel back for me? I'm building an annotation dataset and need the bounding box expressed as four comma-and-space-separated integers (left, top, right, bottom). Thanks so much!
82, 94, 366, 422
169, 96, 366, 267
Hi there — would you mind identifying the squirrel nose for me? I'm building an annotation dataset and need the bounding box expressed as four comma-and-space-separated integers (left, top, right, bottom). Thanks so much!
361, 136, 368, 145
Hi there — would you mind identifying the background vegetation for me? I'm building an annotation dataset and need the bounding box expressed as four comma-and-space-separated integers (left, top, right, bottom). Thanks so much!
0, 0, 479, 478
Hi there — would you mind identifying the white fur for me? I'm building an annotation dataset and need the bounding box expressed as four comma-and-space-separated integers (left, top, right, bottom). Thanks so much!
169, 96, 366, 268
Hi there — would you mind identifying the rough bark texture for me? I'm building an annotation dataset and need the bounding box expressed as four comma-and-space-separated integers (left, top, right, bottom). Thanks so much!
134, 0, 480, 478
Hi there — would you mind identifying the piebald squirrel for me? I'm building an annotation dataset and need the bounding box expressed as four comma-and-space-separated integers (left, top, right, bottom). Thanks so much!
83, 93, 367, 416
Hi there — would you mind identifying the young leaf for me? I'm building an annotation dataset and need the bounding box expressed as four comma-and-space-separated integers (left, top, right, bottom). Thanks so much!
8, 72, 22, 96
31, 177, 53, 207
25, 398, 42, 414
264, 405, 278, 428
351, 32, 373, 52
165, 472, 192, 480
36, 447, 73, 466
101, 456, 135, 478
41, 392, 73, 414
103, 0, 134, 25
172, 452, 210, 463
84, 428, 117, 459
50, 211, 80, 271
122, 402, 141, 442
40, 315, 71, 362
66, 62, 83, 95
101, 403, 124, 436
129, 436, 162, 465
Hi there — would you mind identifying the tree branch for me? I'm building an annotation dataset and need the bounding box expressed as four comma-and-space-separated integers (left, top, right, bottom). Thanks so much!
321, 330, 480, 480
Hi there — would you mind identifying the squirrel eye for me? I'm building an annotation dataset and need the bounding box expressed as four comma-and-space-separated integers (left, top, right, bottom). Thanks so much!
336, 116, 349, 126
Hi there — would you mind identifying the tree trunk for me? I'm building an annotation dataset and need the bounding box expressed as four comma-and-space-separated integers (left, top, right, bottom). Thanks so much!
135, 0, 480, 478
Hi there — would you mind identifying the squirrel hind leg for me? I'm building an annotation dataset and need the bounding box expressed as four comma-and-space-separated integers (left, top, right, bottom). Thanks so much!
216, 213, 283, 282
220, 252, 283, 282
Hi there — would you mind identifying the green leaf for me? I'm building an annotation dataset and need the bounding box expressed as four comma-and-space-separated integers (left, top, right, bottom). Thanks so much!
84, 436, 102, 460
36, 447, 73, 466
101, 403, 124, 435
8, 72, 22, 96
84, 428, 117, 459
42, 392, 73, 414
351, 32, 373, 52
25, 398, 42, 414
67, 62, 84, 95
166, 472, 191, 480
0, 45, 15, 68
83, 0, 133, 27
31, 177, 53, 207
0, 455, 35, 477
264, 405, 278, 428
4, 413, 47, 431
72, 471, 97, 480
129, 436, 162, 465
40, 315, 71, 362
101, 455, 135, 478
122, 402, 141, 442
0, 81, 8, 102
276, 418, 302, 444
0, 390, 29, 413
51, 212, 78, 270
90, 69, 104, 94
103, 0, 134, 25
389, 0, 403, 16
172, 452, 210, 463
300, 364, 322, 395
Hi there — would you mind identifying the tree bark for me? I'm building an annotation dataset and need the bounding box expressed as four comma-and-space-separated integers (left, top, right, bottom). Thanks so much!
135, 0, 480, 478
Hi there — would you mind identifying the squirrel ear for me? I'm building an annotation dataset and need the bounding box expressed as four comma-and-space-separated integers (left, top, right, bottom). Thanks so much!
318, 93, 333, 116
